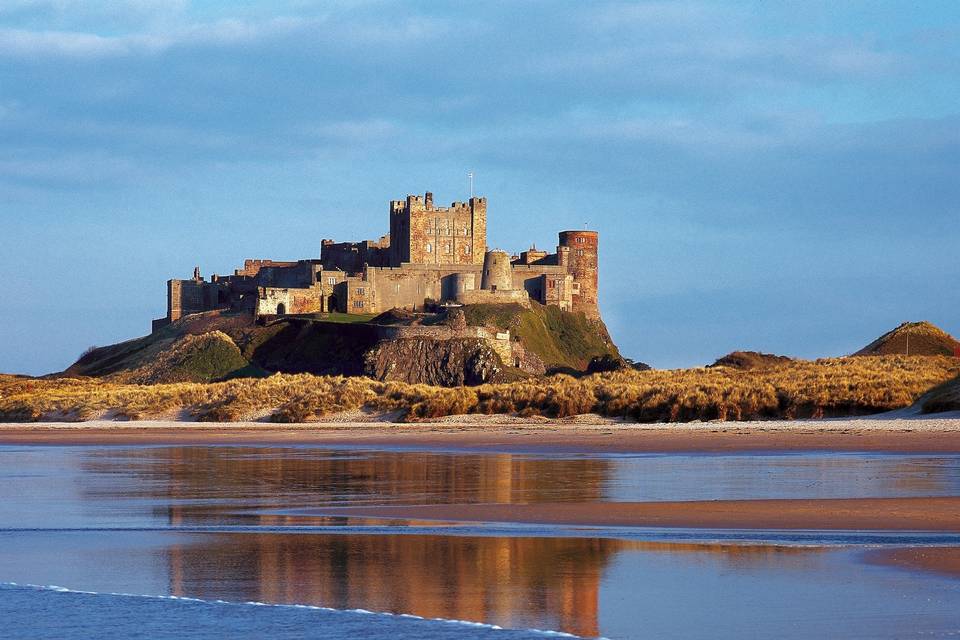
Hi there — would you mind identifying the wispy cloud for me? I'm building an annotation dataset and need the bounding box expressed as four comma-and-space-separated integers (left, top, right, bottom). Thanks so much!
0, 27, 166, 57
1, 0, 958, 373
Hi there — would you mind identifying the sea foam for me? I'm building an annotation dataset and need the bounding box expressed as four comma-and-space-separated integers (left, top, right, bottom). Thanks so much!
0, 582, 598, 639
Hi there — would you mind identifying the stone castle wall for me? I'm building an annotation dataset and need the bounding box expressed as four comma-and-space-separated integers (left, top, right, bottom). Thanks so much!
391, 193, 486, 267
558, 230, 599, 317
156, 191, 600, 329
256, 284, 325, 316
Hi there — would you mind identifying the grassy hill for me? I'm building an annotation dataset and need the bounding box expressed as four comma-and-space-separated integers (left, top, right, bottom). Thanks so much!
65, 311, 257, 383
460, 302, 619, 371
61, 302, 620, 385
854, 321, 960, 357
710, 351, 793, 370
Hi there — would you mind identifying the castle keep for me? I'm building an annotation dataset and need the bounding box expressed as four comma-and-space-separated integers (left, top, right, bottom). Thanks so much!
153, 192, 600, 331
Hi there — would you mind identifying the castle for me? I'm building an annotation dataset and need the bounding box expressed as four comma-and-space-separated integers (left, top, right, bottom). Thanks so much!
153, 192, 599, 331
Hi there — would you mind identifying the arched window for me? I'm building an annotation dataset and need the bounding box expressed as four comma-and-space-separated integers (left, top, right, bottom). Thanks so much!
425, 243, 433, 253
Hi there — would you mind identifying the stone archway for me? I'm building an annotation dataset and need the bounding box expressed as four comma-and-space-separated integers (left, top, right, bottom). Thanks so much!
276, 303, 286, 315
327, 295, 338, 313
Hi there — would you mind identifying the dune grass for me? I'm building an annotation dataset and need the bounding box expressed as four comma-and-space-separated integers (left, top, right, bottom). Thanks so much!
1, 355, 957, 424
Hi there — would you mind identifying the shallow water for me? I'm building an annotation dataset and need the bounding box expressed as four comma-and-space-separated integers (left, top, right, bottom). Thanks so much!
1, 445, 959, 638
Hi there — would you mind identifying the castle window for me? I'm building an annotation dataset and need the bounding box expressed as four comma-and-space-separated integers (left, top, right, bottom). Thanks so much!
327, 277, 336, 285
444, 242, 452, 254
464, 245, 471, 254
576, 249, 585, 257
357, 287, 365, 295
425, 243, 433, 253
576, 237, 585, 243
353, 300, 364, 308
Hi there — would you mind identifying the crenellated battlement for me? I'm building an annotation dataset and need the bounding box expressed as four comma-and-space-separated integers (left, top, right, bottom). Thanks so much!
397, 192, 486, 214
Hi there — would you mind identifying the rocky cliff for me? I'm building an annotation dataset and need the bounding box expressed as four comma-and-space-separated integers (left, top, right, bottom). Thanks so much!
363, 337, 505, 385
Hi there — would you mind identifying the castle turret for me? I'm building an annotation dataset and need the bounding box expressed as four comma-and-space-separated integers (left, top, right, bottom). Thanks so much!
558, 230, 599, 318
480, 250, 513, 291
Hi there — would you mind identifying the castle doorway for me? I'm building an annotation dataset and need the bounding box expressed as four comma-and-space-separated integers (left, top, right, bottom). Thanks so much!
276, 303, 286, 315
327, 295, 338, 312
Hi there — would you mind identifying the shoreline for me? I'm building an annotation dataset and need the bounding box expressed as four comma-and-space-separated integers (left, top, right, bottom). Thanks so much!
280, 497, 960, 532
2, 416, 960, 453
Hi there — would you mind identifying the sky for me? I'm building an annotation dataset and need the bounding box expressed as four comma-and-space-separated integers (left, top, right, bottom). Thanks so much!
1, 0, 958, 374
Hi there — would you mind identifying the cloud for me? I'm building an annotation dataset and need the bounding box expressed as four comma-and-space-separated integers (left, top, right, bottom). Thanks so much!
0, 27, 167, 57
2, 1, 959, 374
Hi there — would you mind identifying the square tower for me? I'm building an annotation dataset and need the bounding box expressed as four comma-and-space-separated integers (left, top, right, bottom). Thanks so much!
389, 192, 486, 266
558, 230, 599, 318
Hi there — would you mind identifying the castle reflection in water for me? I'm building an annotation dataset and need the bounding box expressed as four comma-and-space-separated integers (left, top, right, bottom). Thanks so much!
79, 446, 821, 637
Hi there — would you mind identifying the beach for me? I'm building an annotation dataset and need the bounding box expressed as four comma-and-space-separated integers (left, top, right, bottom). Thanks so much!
3, 416, 960, 638
2, 414, 960, 453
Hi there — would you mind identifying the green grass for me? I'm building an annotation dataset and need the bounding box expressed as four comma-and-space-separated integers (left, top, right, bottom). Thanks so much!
461, 302, 619, 371
520, 303, 618, 370
169, 334, 250, 383
291, 312, 377, 324
461, 303, 528, 330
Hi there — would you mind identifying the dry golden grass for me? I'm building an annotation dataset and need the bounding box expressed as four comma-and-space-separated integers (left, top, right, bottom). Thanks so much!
1, 355, 957, 424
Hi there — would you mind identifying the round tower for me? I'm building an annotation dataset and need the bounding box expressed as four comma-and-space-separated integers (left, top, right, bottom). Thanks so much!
558, 230, 599, 317
480, 250, 513, 292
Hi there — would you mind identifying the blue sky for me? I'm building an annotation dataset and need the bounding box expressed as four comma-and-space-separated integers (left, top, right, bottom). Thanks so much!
1, 0, 958, 374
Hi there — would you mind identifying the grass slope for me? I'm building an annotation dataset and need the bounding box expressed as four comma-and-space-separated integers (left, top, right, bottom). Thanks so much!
855, 321, 960, 357
920, 375, 960, 414
125, 332, 251, 384
710, 351, 793, 370
462, 302, 619, 371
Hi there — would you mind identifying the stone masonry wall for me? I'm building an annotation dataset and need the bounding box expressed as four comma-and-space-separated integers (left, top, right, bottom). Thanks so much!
558, 230, 599, 318
256, 285, 323, 316
392, 193, 486, 267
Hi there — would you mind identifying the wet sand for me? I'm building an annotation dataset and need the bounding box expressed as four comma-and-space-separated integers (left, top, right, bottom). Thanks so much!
865, 546, 960, 578
2, 417, 960, 453
295, 497, 960, 532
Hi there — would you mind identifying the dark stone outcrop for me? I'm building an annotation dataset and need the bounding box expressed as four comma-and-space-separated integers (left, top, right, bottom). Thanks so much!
364, 337, 504, 386
586, 354, 650, 373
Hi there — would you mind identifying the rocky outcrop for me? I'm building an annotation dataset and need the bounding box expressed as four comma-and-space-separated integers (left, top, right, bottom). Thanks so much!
587, 354, 650, 373
363, 337, 505, 386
